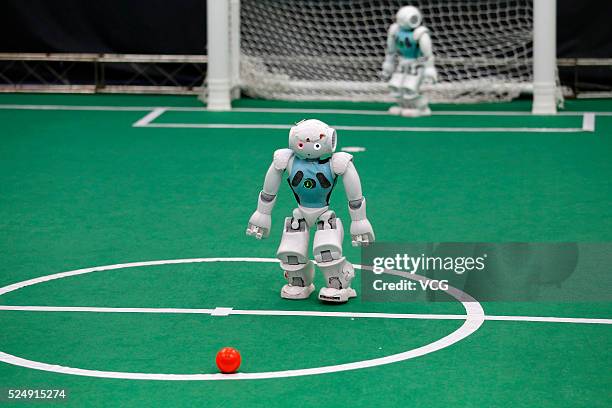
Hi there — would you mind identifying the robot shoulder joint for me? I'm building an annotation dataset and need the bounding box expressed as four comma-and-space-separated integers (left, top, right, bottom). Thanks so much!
388, 23, 400, 37
331, 152, 353, 175
273, 148, 294, 171
413, 26, 430, 41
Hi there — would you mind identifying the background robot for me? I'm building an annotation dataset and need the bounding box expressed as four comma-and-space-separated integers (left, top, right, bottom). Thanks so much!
382, 5, 438, 117
246, 119, 375, 303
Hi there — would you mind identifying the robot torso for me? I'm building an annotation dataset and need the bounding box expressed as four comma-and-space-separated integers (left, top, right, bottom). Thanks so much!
288, 156, 336, 208
395, 28, 422, 59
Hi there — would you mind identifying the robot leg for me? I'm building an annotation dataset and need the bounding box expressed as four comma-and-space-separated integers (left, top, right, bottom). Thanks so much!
388, 72, 404, 115
277, 215, 315, 299
313, 211, 356, 303
400, 68, 430, 117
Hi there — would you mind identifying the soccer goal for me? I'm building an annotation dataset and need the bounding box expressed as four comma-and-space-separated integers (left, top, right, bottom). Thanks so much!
205, 0, 560, 114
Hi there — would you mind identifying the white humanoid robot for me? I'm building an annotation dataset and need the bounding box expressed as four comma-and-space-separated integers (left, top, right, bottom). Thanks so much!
382, 5, 438, 117
246, 119, 375, 303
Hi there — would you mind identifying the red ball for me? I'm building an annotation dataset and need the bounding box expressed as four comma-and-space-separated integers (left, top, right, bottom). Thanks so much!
216, 347, 241, 374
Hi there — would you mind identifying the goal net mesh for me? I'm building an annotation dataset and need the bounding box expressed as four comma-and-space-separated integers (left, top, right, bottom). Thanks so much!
239, 0, 540, 103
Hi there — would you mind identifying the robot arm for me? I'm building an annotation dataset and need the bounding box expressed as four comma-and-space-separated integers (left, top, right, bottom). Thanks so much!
415, 27, 437, 83
382, 23, 399, 80
332, 153, 375, 246
246, 149, 293, 239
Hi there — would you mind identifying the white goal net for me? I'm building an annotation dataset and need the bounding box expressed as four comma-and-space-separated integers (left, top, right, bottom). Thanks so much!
238, 0, 544, 103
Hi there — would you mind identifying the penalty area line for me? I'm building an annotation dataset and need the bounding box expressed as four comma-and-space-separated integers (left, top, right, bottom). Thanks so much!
0, 305, 610, 325
140, 122, 587, 133
132, 107, 167, 127
582, 112, 596, 132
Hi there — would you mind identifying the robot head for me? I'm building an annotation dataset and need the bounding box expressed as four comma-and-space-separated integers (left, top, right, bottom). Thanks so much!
396, 5, 422, 30
289, 119, 337, 159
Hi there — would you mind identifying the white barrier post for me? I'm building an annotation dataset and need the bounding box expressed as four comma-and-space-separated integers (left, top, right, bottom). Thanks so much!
532, 0, 557, 115
205, 0, 231, 110
230, 0, 241, 99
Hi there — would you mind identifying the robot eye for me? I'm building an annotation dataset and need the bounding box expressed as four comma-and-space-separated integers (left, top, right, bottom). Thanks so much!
313, 143, 321, 150
297, 142, 304, 149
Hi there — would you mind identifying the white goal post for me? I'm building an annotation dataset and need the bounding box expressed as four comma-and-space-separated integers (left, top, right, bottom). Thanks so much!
205, 0, 559, 114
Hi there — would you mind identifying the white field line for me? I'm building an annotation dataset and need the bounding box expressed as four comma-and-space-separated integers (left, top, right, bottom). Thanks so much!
0, 257, 277, 297
582, 112, 596, 131
0, 256, 608, 382
132, 107, 167, 127
0, 305, 610, 325
0, 103, 600, 133
0, 104, 153, 111
484, 315, 612, 325
1, 104, 612, 116
142, 122, 586, 133
0, 256, 484, 381
0, 305, 463, 320
145, 123, 288, 130
129, 107, 590, 133
341, 146, 366, 152
210, 307, 233, 316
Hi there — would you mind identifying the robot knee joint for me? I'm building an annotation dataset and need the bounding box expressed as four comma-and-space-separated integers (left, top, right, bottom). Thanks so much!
277, 217, 309, 265
313, 217, 344, 263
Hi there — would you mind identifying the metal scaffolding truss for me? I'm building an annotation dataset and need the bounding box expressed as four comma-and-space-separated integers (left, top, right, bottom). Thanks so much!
0, 53, 207, 94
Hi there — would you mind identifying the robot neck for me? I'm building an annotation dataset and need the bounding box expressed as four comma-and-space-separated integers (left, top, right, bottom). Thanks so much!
296, 156, 331, 164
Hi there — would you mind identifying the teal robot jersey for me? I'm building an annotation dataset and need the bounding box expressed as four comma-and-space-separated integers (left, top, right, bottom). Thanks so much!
288, 156, 336, 208
395, 28, 422, 59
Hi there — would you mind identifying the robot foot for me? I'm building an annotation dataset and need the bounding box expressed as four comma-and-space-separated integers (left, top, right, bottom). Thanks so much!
401, 107, 431, 117
318, 287, 357, 303
281, 283, 315, 300
388, 106, 402, 115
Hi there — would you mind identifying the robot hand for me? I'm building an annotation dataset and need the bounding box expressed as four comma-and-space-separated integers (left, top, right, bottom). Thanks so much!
381, 59, 395, 81
350, 219, 375, 247
424, 66, 438, 84
246, 210, 271, 239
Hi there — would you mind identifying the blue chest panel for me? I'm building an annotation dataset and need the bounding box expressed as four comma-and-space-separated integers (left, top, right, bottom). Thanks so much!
396, 29, 421, 59
288, 157, 336, 208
